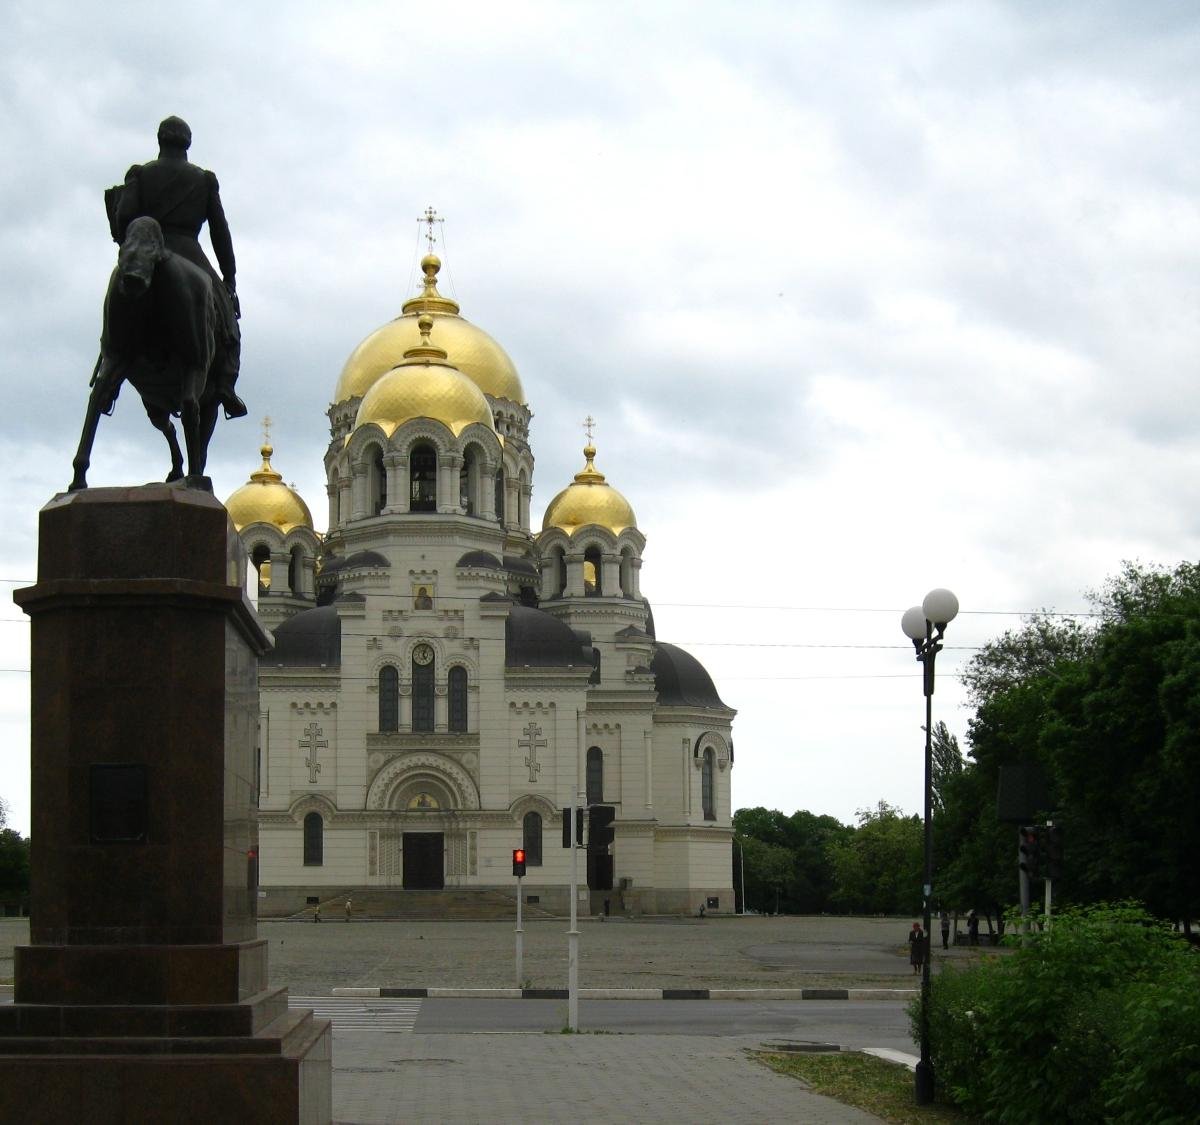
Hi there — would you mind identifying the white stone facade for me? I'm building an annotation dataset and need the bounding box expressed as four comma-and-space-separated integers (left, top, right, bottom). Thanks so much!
234, 265, 736, 917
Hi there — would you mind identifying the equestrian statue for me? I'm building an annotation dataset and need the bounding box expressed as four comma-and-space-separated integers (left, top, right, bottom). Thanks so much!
70, 116, 247, 491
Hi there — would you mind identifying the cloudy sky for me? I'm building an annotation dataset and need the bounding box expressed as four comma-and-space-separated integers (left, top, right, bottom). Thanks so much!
2, 2, 1197, 836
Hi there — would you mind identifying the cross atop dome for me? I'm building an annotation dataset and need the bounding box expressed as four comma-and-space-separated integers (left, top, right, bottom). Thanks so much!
419, 206, 444, 254
583, 414, 595, 444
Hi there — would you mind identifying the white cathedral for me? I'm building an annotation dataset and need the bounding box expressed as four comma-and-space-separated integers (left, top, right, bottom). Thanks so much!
224, 247, 736, 916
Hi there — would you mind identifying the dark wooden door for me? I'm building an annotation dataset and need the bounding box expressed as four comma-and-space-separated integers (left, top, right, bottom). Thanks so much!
403, 832, 444, 889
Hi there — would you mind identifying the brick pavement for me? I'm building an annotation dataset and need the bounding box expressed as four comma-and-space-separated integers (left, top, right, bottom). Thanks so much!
332, 1031, 882, 1124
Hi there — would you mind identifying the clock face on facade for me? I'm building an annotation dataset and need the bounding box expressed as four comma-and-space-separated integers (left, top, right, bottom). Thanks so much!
413, 643, 434, 666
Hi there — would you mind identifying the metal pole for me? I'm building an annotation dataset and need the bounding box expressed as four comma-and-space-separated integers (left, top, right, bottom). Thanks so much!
1044, 820, 1053, 928
1019, 828, 1031, 945
515, 872, 524, 989
915, 643, 936, 1106
567, 710, 582, 1031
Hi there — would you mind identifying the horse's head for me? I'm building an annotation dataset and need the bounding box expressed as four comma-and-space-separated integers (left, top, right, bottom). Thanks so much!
116, 217, 168, 300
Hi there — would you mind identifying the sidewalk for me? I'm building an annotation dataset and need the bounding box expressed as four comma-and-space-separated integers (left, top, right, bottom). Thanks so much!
332, 1031, 883, 1124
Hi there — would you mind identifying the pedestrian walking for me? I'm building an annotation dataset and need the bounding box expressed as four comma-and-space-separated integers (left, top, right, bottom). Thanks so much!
940, 909, 951, 950
345, 898, 352, 921
908, 922, 926, 973
314, 905, 322, 923
967, 908, 979, 946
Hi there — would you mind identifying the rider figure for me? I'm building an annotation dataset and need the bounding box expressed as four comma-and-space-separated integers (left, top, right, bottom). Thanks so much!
115, 116, 247, 419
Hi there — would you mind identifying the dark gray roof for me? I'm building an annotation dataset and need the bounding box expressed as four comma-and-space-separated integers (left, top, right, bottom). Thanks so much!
504, 555, 540, 578
457, 549, 502, 569
651, 642, 728, 709
317, 556, 344, 576
342, 549, 389, 568
505, 606, 589, 668
271, 606, 341, 667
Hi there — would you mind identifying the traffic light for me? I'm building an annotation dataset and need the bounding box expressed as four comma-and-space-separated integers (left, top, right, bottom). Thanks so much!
588, 805, 615, 851
1019, 825, 1042, 879
561, 806, 585, 848
1044, 824, 1063, 880
512, 848, 526, 877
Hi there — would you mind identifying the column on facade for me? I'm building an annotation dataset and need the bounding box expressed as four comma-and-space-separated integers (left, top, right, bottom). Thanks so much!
630, 556, 643, 598
382, 453, 404, 514
338, 476, 352, 526
350, 464, 368, 521
539, 556, 557, 600
269, 549, 289, 596
519, 479, 531, 531
682, 737, 692, 815
564, 551, 586, 598
437, 454, 459, 514
600, 553, 620, 597
644, 730, 653, 810
435, 685, 447, 732
480, 459, 497, 520
326, 479, 339, 531
505, 476, 519, 529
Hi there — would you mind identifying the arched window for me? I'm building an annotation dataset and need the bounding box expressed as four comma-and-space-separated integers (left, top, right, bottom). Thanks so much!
494, 468, 506, 525
409, 444, 437, 512
251, 543, 271, 595
589, 648, 601, 685
586, 747, 603, 805
303, 812, 323, 866
448, 666, 468, 732
371, 446, 387, 515
702, 747, 715, 820
584, 545, 602, 596
523, 810, 543, 866
378, 666, 399, 732
412, 648, 435, 732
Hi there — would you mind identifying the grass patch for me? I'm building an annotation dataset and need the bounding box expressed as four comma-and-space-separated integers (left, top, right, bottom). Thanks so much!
755, 1051, 972, 1124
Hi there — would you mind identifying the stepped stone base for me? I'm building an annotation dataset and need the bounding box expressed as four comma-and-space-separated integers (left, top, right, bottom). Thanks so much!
5, 488, 332, 1123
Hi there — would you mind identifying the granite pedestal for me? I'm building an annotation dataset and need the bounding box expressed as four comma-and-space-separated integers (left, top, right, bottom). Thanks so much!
2, 486, 331, 1124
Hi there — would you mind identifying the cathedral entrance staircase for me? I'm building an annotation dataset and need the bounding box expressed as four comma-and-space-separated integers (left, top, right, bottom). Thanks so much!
296, 888, 558, 921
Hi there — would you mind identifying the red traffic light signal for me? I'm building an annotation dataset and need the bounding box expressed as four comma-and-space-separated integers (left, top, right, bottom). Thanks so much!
512, 848, 526, 877
1019, 825, 1043, 879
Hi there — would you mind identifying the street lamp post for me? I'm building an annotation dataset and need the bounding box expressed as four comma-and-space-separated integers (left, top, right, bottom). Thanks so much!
901, 587, 959, 1107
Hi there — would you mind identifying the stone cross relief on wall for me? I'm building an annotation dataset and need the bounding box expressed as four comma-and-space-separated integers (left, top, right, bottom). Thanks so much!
299, 721, 328, 784
517, 720, 547, 783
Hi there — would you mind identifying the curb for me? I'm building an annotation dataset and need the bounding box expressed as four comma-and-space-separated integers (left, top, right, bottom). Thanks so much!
331, 986, 918, 1001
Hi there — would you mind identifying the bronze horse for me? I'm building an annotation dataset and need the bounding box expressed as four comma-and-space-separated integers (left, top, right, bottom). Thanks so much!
70, 216, 228, 491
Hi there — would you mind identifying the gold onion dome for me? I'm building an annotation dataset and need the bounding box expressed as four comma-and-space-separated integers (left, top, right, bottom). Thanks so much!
542, 443, 637, 535
353, 315, 497, 438
225, 442, 314, 533
334, 254, 526, 406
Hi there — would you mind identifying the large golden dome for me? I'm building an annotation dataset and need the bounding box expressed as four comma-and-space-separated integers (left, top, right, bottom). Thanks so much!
542, 444, 637, 535
354, 315, 497, 439
225, 443, 314, 533
334, 254, 526, 406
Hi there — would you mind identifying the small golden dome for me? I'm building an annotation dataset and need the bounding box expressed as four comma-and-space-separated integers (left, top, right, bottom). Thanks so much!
542, 443, 637, 535
353, 315, 497, 439
225, 442, 314, 533
334, 254, 526, 406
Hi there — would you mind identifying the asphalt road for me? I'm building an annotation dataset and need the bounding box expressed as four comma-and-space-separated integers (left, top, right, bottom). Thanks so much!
286, 995, 915, 1053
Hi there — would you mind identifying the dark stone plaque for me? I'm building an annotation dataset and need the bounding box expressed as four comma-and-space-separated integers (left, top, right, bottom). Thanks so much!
89, 763, 147, 843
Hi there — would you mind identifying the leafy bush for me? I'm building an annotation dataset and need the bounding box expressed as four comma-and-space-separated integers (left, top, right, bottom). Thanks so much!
1104, 958, 1200, 1124
911, 903, 1198, 1123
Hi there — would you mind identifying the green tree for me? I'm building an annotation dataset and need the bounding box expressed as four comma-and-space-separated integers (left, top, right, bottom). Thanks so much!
827, 801, 922, 915
733, 807, 851, 913
0, 798, 30, 905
